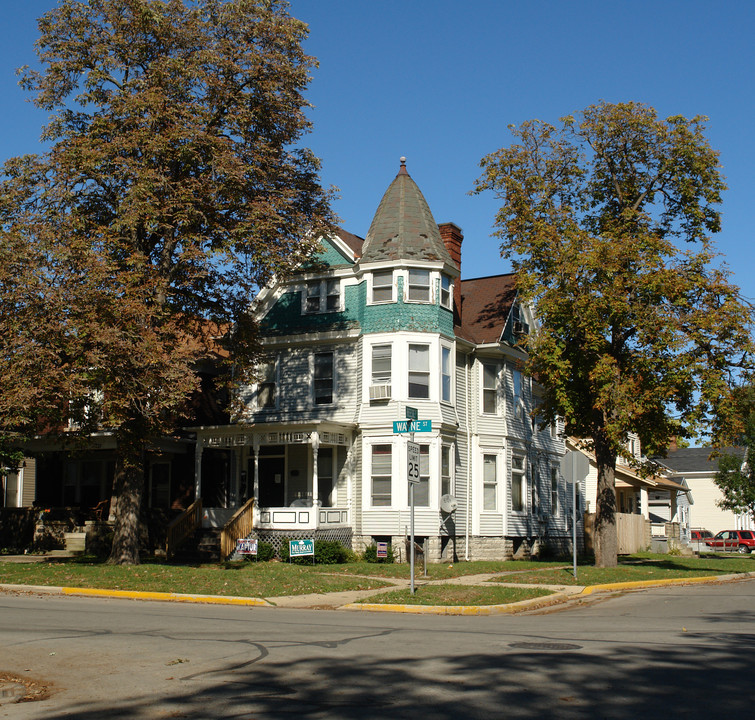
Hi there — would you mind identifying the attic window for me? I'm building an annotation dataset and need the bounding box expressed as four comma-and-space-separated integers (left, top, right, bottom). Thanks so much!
305, 279, 340, 313
440, 275, 452, 309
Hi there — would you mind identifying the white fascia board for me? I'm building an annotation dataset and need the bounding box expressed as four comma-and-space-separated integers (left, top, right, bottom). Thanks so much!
259, 329, 360, 347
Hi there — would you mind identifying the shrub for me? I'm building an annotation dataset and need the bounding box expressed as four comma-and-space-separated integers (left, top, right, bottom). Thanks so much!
280, 538, 351, 564
255, 541, 275, 562
363, 543, 395, 563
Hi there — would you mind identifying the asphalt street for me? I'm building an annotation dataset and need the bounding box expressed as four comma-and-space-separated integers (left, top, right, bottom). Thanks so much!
1, 578, 754, 719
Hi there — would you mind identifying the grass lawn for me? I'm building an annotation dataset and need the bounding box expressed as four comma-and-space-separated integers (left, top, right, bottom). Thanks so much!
486, 553, 755, 586
358, 584, 555, 607
0, 558, 393, 597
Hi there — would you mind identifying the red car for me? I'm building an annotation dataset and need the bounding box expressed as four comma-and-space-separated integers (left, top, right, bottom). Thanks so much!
690, 529, 713, 543
704, 530, 755, 554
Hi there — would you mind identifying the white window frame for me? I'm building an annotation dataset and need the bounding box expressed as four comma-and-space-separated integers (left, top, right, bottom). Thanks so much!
440, 274, 452, 309
256, 357, 279, 410
370, 270, 394, 304
441, 444, 453, 498
550, 466, 559, 515
371, 343, 392, 385
303, 278, 341, 314
483, 453, 498, 511
482, 363, 499, 415
441, 345, 452, 403
512, 368, 523, 419
370, 444, 393, 507
511, 454, 526, 512
313, 351, 335, 406
406, 268, 431, 303
408, 343, 431, 399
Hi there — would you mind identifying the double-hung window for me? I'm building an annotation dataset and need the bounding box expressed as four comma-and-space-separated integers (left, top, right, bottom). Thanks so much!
512, 455, 526, 511
407, 269, 431, 302
550, 467, 559, 515
483, 454, 497, 511
257, 359, 277, 410
441, 346, 452, 403
440, 275, 452, 309
408, 445, 430, 507
305, 279, 340, 313
441, 445, 452, 497
371, 344, 392, 385
371, 445, 392, 506
314, 352, 334, 405
482, 363, 498, 414
408, 344, 430, 399
512, 368, 523, 418
372, 270, 393, 303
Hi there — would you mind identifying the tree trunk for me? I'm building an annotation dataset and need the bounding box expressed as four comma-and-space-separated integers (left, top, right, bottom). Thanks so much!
108, 428, 146, 565
593, 433, 618, 567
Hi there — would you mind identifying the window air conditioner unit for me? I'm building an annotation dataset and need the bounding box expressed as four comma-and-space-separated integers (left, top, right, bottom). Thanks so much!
369, 384, 392, 400
513, 320, 529, 335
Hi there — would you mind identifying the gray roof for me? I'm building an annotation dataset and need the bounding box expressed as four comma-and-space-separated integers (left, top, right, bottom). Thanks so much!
656, 446, 745, 474
360, 158, 454, 266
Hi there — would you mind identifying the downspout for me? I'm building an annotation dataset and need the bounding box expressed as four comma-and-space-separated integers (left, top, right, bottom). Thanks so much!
465, 351, 473, 561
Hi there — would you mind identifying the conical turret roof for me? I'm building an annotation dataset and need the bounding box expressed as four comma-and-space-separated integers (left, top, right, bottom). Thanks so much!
360, 158, 454, 265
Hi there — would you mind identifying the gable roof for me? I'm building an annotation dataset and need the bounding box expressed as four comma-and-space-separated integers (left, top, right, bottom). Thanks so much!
656, 446, 745, 474
360, 158, 454, 266
456, 273, 518, 344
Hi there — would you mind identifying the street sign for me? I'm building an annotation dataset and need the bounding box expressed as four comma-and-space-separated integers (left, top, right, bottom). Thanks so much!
560, 451, 590, 484
407, 441, 420, 484
392, 419, 432, 433
289, 539, 314, 557
405, 406, 418, 421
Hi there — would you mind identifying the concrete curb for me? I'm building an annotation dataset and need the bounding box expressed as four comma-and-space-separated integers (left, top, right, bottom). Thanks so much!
2, 571, 754, 614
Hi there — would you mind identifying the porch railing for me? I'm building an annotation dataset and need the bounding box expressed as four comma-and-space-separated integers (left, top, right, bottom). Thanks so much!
221, 497, 255, 559
166, 498, 203, 560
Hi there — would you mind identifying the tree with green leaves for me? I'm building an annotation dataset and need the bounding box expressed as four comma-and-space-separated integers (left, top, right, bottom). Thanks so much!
474, 101, 754, 567
0, 0, 335, 563
715, 386, 755, 526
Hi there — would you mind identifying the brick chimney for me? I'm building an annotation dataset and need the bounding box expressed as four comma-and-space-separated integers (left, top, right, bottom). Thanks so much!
438, 222, 463, 326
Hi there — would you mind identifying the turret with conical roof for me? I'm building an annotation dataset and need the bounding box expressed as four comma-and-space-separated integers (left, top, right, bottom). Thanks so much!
360, 158, 455, 267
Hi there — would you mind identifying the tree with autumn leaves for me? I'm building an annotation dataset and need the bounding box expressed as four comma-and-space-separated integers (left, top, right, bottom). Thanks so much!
475, 101, 754, 567
0, 0, 335, 563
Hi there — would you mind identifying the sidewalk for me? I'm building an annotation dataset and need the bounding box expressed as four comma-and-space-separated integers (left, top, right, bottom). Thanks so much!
3, 558, 751, 615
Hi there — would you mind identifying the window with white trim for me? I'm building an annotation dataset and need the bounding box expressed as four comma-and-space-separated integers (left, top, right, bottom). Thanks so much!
440, 275, 452, 309
483, 454, 497, 511
441, 445, 452, 497
256, 359, 278, 409
512, 368, 523, 418
482, 363, 498, 414
408, 445, 430, 507
372, 270, 394, 303
371, 444, 392, 506
407, 269, 431, 302
313, 351, 334, 405
512, 455, 526, 511
371, 344, 392, 384
318, 448, 334, 507
408, 344, 430, 399
441, 346, 452, 403
305, 279, 340, 313
550, 467, 559, 515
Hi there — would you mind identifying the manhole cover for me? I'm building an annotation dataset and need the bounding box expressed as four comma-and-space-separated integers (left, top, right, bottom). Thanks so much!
509, 641, 583, 651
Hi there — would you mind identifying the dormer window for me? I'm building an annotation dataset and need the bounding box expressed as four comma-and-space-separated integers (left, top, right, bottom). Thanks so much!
407, 269, 431, 302
305, 279, 340, 313
440, 275, 452, 309
372, 270, 394, 303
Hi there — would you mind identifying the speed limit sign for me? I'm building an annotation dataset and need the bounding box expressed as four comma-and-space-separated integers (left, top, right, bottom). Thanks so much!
407, 441, 420, 484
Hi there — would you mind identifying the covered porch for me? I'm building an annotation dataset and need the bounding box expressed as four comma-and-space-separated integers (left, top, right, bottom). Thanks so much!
193, 424, 354, 533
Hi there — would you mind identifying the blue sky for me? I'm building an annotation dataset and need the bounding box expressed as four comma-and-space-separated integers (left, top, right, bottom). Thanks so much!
2, 1, 754, 299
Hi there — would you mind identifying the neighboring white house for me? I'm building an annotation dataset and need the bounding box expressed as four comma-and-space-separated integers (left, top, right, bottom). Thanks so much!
192, 159, 569, 561
655, 446, 753, 538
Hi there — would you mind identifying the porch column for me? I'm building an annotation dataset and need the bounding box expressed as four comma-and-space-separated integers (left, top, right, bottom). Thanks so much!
252, 435, 260, 501
311, 431, 320, 506
194, 439, 203, 501
639, 486, 649, 518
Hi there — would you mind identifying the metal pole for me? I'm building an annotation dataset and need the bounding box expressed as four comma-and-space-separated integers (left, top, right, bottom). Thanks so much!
572, 454, 578, 580
423, 537, 428, 578
410, 428, 415, 595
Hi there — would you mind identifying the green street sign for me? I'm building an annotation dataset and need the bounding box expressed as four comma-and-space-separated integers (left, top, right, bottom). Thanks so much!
406, 406, 418, 421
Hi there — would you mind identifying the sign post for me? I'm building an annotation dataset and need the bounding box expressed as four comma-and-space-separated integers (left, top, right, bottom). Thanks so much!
560, 450, 590, 579
393, 406, 431, 595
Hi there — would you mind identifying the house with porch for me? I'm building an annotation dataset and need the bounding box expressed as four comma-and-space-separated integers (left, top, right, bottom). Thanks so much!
191, 159, 568, 561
